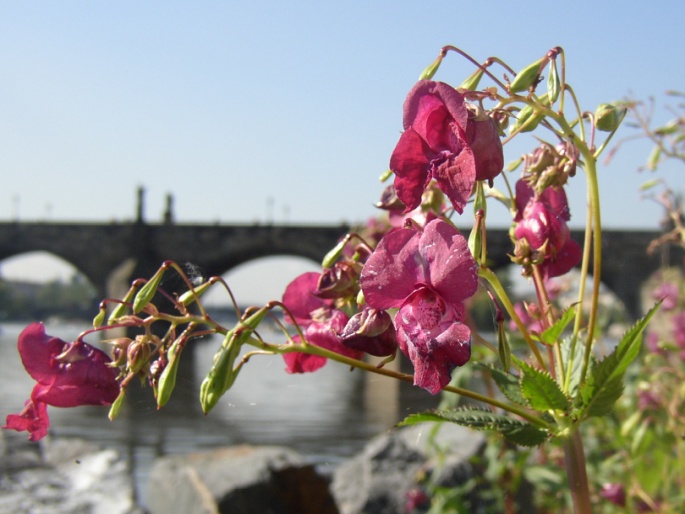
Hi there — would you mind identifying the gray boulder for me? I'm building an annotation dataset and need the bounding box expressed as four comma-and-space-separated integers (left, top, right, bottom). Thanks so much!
146, 444, 338, 514
331, 423, 486, 514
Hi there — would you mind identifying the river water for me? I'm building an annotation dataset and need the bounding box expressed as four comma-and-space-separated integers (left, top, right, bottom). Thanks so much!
0, 319, 438, 503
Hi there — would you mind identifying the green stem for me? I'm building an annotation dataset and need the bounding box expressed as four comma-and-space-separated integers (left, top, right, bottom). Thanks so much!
479, 267, 546, 368
247, 336, 555, 432
563, 427, 593, 514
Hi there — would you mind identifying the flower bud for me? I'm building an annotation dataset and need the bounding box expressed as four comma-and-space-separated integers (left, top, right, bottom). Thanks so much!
458, 68, 484, 91
418, 54, 444, 80
321, 236, 351, 269
595, 103, 626, 132
509, 58, 544, 93
200, 308, 269, 413
126, 336, 151, 375
340, 307, 397, 357
510, 93, 550, 133
316, 261, 359, 299
156, 338, 183, 408
108, 389, 126, 421
133, 266, 167, 313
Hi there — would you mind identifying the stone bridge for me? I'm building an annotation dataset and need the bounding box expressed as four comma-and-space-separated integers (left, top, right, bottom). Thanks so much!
0, 221, 680, 319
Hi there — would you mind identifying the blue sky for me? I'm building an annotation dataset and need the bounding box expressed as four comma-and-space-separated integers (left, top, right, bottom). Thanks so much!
2, 1, 685, 295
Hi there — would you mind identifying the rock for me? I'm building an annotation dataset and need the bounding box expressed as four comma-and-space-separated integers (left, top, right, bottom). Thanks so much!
331, 423, 486, 514
0, 431, 142, 514
146, 444, 338, 514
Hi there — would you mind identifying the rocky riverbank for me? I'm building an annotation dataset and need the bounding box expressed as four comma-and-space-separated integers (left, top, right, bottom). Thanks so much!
0, 422, 529, 514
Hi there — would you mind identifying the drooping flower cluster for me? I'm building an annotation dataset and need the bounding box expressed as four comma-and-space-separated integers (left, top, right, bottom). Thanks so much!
4, 323, 120, 441
513, 179, 582, 278
389, 80, 503, 214
360, 219, 478, 393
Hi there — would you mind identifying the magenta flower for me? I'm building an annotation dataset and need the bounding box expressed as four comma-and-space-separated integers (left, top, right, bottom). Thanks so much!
3, 323, 120, 441
514, 180, 582, 278
281, 272, 363, 373
360, 219, 478, 393
390, 81, 503, 214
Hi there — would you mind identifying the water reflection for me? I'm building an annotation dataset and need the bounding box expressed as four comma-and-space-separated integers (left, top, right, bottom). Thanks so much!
0, 321, 438, 502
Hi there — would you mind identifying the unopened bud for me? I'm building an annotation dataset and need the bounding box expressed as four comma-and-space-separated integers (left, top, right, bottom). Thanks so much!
108, 389, 126, 421
509, 58, 545, 93
126, 337, 151, 375
200, 307, 269, 413
133, 266, 166, 313
458, 68, 485, 91
321, 236, 350, 269
418, 53, 444, 80
156, 338, 183, 408
595, 103, 626, 132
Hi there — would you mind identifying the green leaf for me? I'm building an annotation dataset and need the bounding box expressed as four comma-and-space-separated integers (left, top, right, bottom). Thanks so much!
399, 407, 549, 447
578, 302, 661, 418
559, 336, 584, 395
502, 424, 549, 447
539, 305, 576, 345
520, 362, 570, 412
486, 365, 526, 406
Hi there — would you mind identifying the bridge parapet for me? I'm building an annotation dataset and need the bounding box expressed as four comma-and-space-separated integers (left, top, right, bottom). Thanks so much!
0, 222, 679, 320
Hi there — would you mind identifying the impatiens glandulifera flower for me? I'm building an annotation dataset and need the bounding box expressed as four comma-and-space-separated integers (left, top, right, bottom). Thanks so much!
360, 218, 478, 394
3, 323, 120, 441
389, 81, 503, 214
513, 179, 582, 279
281, 272, 363, 373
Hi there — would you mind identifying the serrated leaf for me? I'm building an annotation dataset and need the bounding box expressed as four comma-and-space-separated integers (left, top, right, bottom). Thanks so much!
583, 375, 624, 417
503, 424, 548, 447
559, 336, 584, 395
578, 302, 660, 418
539, 305, 576, 345
400, 408, 549, 447
487, 365, 527, 405
520, 362, 570, 412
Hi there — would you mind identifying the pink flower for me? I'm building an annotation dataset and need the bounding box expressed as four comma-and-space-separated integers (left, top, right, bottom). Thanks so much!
390, 81, 503, 214
3, 323, 120, 441
514, 180, 582, 278
360, 219, 478, 393
281, 272, 363, 373
600, 483, 626, 507
653, 281, 679, 311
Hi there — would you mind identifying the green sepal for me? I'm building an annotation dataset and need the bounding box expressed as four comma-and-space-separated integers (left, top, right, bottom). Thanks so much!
133, 267, 166, 313
399, 408, 549, 447
509, 58, 544, 93
156, 337, 183, 408
577, 301, 661, 418
520, 362, 570, 412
